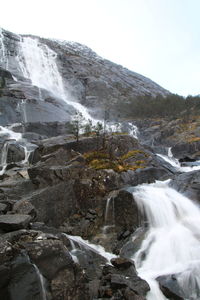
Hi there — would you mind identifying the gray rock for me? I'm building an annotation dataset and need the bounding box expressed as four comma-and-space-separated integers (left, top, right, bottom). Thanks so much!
25, 239, 73, 280
0, 214, 31, 231
170, 170, 200, 202
8, 252, 49, 300
157, 274, 184, 300
0, 203, 8, 213
12, 199, 37, 220
111, 257, 134, 270
7, 142, 25, 164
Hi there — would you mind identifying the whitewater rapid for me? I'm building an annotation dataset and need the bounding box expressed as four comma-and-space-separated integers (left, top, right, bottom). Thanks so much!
132, 180, 200, 299
157, 147, 200, 173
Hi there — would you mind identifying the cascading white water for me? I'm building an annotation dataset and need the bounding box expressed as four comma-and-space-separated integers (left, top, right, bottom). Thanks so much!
33, 264, 47, 300
157, 147, 200, 173
0, 126, 35, 173
0, 28, 8, 69
0, 142, 9, 175
20, 100, 28, 124
17, 36, 139, 135
102, 197, 115, 234
132, 180, 200, 299
0, 125, 22, 141
128, 122, 139, 139
0, 126, 22, 174
65, 234, 116, 263
18, 36, 93, 122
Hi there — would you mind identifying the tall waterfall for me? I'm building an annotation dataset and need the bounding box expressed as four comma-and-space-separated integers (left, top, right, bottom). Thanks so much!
132, 180, 200, 299
18, 36, 93, 121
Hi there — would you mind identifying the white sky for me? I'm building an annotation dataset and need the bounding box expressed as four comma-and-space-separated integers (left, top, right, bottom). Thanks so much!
1, 0, 200, 96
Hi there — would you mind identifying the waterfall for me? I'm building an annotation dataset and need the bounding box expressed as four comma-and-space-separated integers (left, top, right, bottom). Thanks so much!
0, 28, 8, 69
0, 126, 35, 173
0, 142, 9, 175
157, 147, 200, 172
33, 264, 47, 300
20, 99, 28, 124
132, 180, 200, 299
17, 36, 93, 122
128, 122, 139, 139
102, 197, 115, 234
16, 36, 139, 136
65, 234, 116, 263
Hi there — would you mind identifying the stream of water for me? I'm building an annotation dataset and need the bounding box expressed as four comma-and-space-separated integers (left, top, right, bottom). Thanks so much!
132, 180, 200, 299
157, 147, 200, 172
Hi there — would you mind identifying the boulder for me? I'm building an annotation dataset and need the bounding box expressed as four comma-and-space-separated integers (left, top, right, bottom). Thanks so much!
170, 170, 200, 202
8, 252, 49, 300
12, 199, 37, 220
157, 274, 184, 300
51, 265, 90, 300
171, 141, 200, 160
0, 214, 31, 232
25, 239, 73, 280
0, 203, 9, 214
120, 228, 147, 259
99, 262, 149, 299
111, 257, 134, 270
109, 189, 140, 232
7, 143, 25, 164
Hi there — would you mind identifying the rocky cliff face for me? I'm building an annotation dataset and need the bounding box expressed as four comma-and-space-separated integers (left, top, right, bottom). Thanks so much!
0, 27, 169, 128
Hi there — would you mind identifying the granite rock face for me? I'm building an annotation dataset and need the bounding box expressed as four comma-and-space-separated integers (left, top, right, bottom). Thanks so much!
0, 27, 169, 130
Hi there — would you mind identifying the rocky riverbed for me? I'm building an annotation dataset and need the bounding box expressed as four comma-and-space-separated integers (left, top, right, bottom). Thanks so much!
0, 129, 199, 299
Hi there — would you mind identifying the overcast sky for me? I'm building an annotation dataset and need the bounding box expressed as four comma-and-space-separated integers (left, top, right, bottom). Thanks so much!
1, 0, 200, 96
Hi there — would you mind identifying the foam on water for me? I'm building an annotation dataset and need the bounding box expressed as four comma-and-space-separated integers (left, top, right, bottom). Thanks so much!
65, 234, 116, 263
132, 180, 200, 299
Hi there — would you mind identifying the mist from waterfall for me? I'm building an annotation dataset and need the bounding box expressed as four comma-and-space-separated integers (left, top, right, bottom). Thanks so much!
132, 180, 200, 299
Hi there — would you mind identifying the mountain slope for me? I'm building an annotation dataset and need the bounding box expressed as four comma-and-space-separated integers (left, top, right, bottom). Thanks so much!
0, 28, 169, 125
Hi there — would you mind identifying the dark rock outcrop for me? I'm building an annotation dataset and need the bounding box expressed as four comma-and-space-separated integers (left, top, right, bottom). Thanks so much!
170, 170, 200, 202
98, 262, 150, 300
0, 214, 31, 232
171, 141, 200, 160
157, 275, 184, 300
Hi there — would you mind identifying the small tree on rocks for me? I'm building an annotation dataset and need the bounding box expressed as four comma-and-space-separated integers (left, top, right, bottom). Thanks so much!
84, 119, 93, 136
70, 112, 85, 142
94, 121, 103, 150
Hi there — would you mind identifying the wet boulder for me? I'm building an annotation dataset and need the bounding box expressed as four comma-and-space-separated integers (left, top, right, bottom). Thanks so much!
7, 142, 25, 164
157, 274, 184, 300
98, 261, 149, 300
120, 228, 147, 259
25, 239, 73, 280
8, 252, 49, 300
170, 170, 200, 202
109, 189, 140, 233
